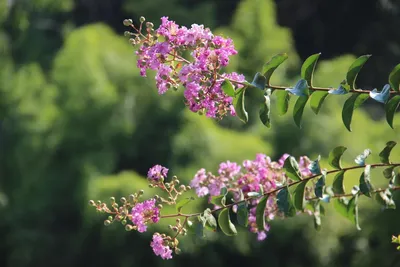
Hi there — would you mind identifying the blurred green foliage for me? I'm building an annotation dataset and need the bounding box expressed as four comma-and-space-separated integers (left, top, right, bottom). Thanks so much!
1, 0, 400, 267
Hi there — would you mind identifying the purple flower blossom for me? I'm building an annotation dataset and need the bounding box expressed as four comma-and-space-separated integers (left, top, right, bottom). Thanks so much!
147, 165, 169, 181
150, 233, 173, 260
131, 199, 160, 233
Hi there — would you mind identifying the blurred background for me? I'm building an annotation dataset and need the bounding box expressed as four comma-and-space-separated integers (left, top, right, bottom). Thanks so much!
1, 0, 400, 266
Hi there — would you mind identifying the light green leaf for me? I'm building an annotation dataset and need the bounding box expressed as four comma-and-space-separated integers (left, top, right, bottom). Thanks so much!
176, 197, 195, 213
203, 209, 217, 231
328, 146, 347, 169
359, 165, 373, 197
251, 72, 267, 90
276, 90, 290, 116
347, 195, 361, 230
342, 93, 369, 132
262, 53, 288, 85
293, 180, 309, 211
218, 208, 237, 236
315, 174, 326, 198
310, 91, 329, 114
346, 55, 371, 89
233, 87, 248, 123
256, 195, 269, 231
333, 197, 349, 218
332, 170, 346, 195
379, 141, 397, 164
283, 156, 302, 181
211, 195, 226, 206
301, 53, 321, 86
259, 93, 271, 128
221, 79, 235, 97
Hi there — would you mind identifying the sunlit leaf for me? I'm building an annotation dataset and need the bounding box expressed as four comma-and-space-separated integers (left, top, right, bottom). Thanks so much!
328, 146, 347, 169
233, 87, 248, 123
176, 197, 195, 212
256, 195, 269, 230
276, 90, 290, 115
342, 93, 369, 132
333, 197, 349, 218
218, 208, 237, 236
301, 53, 321, 86
359, 165, 373, 197
355, 149, 371, 166
346, 55, 371, 89
369, 84, 390, 104
379, 141, 397, 164
283, 156, 302, 181
332, 170, 346, 195
262, 53, 288, 85
221, 79, 235, 97
385, 95, 400, 129
310, 91, 329, 114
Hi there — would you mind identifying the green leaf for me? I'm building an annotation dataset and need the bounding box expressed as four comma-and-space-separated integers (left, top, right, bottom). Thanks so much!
277, 187, 296, 217
293, 95, 309, 128
383, 166, 395, 179
221, 79, 235, 97
218, 208, 237, 236
195, 220, 205, 238
262, 53, 288, 85
211, 195, 226, 206
301, 53, 321, 86
347, 195, 361, 230
203, 209, 217, 231
259, 94, 271, 128
283, 156, 302, 181
346, 55, 371, 89
237, 202, 248, 227
292, 180, 309, 211
276, 90, 290, 115
332, 170, 346, 195
342, 93, 369, 132
315, 174, 326, 198
359, 165, 373, 197
256, 195, 269, 231
310, 91, 329, 114
286, 79, 309, 97
379, 141, 397, 164
374, 189, 396, 210
233, 87, 248, 123
251, 72, 267, 90
385, 95, 400, 129
308, 155, 321, 175
328, 146, 347, 169
333, 197, 349, 218
389, 63, 400, 92
176, 197, 195, 213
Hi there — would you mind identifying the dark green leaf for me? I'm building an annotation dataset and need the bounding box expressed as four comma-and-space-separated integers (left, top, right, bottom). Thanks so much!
259, 94, 271, 128
379, 141, 397, 164
220, 187, 228, 195
332, 170, 346, 195
310, 91, 329, 114
308, 155, 321, 175
383, 166, 395, 179
251, 72, 267, 90
374, 189, 396, 210
293, 180, 308, 211
359, 165, 373, 197
286, 79, 309, 97
333, 197, 349, 218
262, 53, 288, 85
283, 156, 302, 181
221, 79, 235, 97
233, 87, 248, 123
276, 90, 290, 115
385, 95, 400, 129
293, 95, 309, 128
346, 55, 371, 89
342, 93, 369, 132
347, 195, 361, 230
203, 209, 217, 231
389, 63, 400, 92
195, 221, 204, 238
301, 53, 321, 86
354, 149, 371, 166
176, 197, 195, 212
256, 195, 268, 231
218, 208, 237, 236
328, 146, 347, 169
211, 195, 226, 206
315, 174, 326, 198
237, 202, 248, 227
277, 187, 296, 217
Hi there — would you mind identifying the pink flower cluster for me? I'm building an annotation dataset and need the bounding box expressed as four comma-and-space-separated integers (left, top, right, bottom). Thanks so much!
131, 199, 160, 232
147, 164, 169, 182
151, 233, 173, 260
133, 17, 245, 118
190, 153, 312, 240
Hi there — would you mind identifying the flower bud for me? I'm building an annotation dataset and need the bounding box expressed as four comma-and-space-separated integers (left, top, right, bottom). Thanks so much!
129, 38, 136, 46
120, 197, 126, 203
179, 185, 186, 191
176, 218, 181, 224
175, 247, 181, 255
108, 216, 113, 221
129, 194, 135, 203
138, 190, 144, 195
186, 186, 192, 190
104, 220, 111, 226
140, 16, 146, 23
172, 226, 178, 232
146, 22, 154, 28
96, 200, 102, 205
123, 19, 133, 26
157, 204, 163, 209
110, 197, 115, 204
121, 219, 127, 225
89, 200, 95, 206
125, 224, 133, 231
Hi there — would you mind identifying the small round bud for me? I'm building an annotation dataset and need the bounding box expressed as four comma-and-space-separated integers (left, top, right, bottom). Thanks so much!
121, 219, 127, 225
157, 204, 163, 209
146, 22, 154, 28
120, 197, 126, 203
140, 16, 146, 23
175, 179, 180, 185
176, 218, 181, 224
129, 194, 135, 203
124, 31, 132, 37
168, 225, 173, 230
175, 248, 181, 255
110, 197, 115, 203
129, 38, 136, 45
138, 190, 144, 195
108, 216, 113, 221
125, 224, 133, 231
123, 19, 133, 26
89, 200, 95, 206
165, 183, 170, 189
104, 220, 111, 226
172, 226, 178, 232
168, 196, 173, 201
186, 186, 192, 190
149, 184, 154, 188
96, 200, 102, 205
179, 185, 186, 191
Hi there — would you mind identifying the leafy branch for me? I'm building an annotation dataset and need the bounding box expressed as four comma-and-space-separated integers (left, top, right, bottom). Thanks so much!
227, 53, 400, 130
